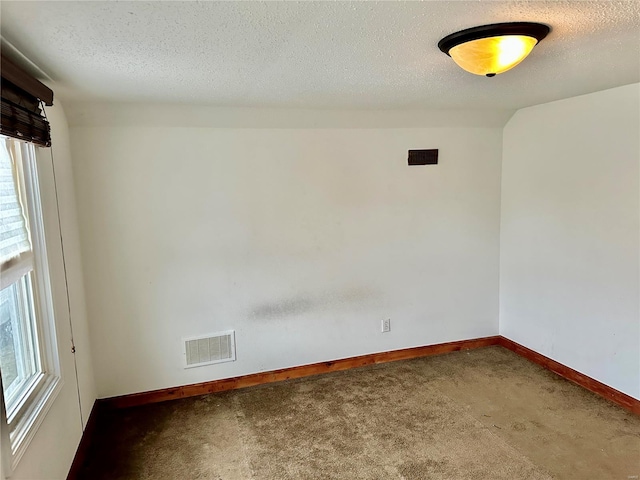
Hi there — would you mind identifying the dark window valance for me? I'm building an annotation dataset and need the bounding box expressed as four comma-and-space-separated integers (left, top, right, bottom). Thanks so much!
1, 55, 53, 147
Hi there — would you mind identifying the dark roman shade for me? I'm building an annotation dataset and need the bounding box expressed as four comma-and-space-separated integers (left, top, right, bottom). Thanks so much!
1, 54, 54, 147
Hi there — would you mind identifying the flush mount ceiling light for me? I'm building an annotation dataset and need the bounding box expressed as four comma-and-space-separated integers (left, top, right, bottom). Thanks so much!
438, 22, 550, 77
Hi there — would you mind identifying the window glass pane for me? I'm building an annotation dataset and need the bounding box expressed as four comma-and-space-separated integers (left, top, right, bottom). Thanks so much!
0, 284, 20, 389
0, 274, 40, 411
0, 140, 31, 265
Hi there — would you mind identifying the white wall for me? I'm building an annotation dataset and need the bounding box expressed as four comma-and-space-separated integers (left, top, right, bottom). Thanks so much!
69, 109, 503, 398
44, 103, 97, 428
8, 101, 96, 479
500, 83, 640, 399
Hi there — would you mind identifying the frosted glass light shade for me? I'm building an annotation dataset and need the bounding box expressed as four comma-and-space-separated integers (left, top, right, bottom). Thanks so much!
449, 35, 538, 76
438, 23, 550, 77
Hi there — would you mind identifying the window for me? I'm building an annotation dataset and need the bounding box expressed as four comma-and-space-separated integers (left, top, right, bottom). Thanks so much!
0, 136, 61, 470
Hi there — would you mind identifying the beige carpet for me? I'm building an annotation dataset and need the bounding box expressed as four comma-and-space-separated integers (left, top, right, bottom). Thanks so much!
78, 347, 640, 479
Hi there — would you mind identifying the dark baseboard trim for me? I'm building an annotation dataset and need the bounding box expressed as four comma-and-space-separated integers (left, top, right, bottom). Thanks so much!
66, 400, 103, 480
69, 334, 639, 477
102, 336, 501, 409
96, 334, 639, 416
498, 336, 640, 415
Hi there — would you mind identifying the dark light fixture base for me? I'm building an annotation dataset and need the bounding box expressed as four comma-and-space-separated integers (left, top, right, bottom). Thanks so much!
438, 22, 551, 57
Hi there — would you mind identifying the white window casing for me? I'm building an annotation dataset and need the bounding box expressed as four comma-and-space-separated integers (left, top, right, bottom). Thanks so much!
0, 138, 62, 475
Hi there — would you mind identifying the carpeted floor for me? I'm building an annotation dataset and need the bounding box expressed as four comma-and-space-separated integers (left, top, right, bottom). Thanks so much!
78, 347, 640, 479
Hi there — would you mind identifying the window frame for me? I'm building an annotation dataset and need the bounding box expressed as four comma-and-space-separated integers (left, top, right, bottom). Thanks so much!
1, 274, 42, 418
0, 138, 62, 473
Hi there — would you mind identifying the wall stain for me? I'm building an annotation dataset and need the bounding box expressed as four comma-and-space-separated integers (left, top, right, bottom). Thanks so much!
251, 297, 316, 318
249, 287, 378, 320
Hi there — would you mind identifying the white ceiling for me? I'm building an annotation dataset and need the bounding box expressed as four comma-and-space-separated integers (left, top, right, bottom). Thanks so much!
1, 1, 639, 110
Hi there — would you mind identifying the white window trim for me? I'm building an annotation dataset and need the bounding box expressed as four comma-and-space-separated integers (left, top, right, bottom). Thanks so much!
1, 140, 62, 475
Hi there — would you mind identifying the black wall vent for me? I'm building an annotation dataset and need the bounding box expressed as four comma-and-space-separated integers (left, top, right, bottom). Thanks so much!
408, 149, 438, 166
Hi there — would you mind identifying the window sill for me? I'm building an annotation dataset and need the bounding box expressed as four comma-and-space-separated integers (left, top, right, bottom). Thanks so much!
8, 374, 62, 471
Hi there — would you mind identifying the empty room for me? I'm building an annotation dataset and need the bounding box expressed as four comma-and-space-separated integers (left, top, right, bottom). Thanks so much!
0, 1, 638, 479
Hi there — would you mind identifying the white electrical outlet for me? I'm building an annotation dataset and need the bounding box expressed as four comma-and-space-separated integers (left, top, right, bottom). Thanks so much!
382, 318, 391, 333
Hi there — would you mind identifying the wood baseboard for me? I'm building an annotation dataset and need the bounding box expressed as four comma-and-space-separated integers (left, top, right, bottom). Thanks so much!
498, 336, 640, 415
66, 335, 639, 478
98, 334, 639, 416
66, 400, 103, 480
102, 336, 501, 409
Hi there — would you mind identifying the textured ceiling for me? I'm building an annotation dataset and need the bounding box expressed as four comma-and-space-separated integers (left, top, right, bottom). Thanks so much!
1, 1, 639, 110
